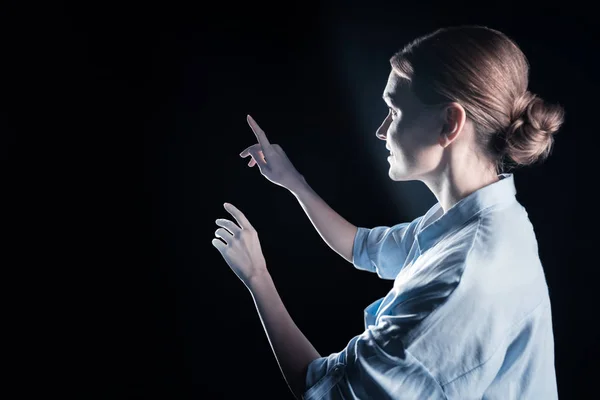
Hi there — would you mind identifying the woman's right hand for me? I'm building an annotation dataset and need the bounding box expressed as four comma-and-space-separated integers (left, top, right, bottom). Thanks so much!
240, 115, 305, 191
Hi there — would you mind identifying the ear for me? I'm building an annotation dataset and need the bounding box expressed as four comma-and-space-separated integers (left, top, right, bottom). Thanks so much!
439, 102, 466, 148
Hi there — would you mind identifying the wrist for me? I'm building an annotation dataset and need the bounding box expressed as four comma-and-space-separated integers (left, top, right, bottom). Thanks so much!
288, 174, 308, 196
246, 270, 272, 291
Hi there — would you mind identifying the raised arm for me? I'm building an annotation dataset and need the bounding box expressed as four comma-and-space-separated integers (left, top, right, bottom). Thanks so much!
240, 115, 358, 263
288, 176, 357, 263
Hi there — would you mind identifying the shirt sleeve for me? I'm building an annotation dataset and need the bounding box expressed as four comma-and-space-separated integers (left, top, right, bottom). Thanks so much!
352, 217, 423, 280
302, 320, 447, 400
304, 248, 465, 400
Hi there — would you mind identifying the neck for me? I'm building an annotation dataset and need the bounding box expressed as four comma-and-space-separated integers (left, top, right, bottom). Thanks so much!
422, 149, 499, 214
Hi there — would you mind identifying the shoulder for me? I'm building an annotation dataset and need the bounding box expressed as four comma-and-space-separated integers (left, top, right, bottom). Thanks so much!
410, 200, 549, 333
474, 200, 535, 251
469, 200, 543, 281
458, 200, 550, 317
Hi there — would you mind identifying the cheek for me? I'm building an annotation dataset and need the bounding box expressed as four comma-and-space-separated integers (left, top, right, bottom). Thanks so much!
398, 114, 439, 145
388, 119, 407, 139
389, 122, 418, 150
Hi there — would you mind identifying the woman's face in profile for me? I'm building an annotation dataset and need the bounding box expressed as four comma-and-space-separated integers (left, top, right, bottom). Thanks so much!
377, 71, 445, 182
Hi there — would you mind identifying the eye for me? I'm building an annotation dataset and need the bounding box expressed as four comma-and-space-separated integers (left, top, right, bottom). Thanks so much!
389, 107, 398, 118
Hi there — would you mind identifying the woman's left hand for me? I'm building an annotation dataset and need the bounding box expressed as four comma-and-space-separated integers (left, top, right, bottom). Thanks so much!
212, 202, 268, 287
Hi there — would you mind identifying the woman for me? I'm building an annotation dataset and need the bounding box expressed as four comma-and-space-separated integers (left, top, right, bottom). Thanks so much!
212, 25, 564, 399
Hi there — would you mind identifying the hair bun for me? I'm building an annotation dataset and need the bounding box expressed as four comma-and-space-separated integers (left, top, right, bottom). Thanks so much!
503, 91, 565, 166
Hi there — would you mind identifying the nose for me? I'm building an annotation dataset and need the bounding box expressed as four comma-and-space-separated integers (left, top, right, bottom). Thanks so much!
376, 115, 391, 141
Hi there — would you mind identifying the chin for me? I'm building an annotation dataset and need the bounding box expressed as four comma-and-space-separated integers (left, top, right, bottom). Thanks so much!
390, 175, 414, 182
388, 168, 413, 182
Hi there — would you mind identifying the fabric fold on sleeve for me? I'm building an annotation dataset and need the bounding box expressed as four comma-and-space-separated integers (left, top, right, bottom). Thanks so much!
352, 217, 422, 280
304, 251, 467, 400
303, 320, 448, 400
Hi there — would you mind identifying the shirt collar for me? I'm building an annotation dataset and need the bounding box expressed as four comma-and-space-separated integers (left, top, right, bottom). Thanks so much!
416, 173, 517, 252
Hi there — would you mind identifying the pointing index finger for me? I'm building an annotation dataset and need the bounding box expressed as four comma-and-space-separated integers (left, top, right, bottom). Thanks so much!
247, 115, 271, 148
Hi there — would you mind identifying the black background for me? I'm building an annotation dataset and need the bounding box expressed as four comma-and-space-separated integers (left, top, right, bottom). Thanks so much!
4, 1, 594, 398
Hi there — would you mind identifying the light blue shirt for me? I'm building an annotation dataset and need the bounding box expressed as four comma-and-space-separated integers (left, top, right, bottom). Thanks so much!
303, 173, 558, 399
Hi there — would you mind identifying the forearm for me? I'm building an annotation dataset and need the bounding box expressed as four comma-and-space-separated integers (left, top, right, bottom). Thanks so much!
289, 176, 358, 263
247, 272, 321, 399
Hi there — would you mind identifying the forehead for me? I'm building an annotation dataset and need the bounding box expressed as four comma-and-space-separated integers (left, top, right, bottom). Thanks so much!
383, 71, 413, 106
